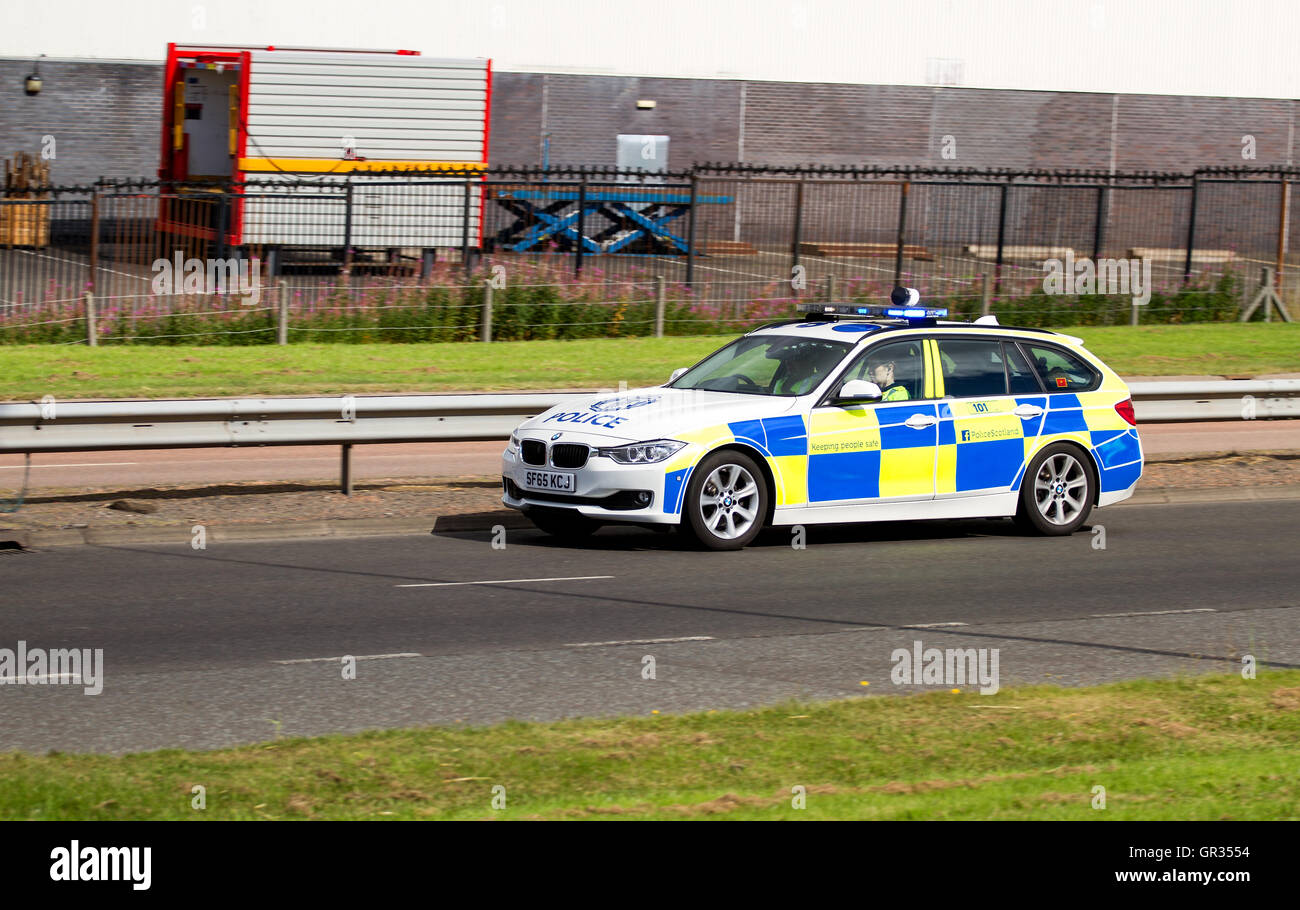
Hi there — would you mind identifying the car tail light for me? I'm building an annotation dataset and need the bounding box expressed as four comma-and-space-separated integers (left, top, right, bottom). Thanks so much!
1114, 398, 1137, 426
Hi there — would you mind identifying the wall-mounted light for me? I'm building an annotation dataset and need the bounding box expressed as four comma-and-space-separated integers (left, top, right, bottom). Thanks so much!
24, 55, 44, 96
636, 99, 656, 110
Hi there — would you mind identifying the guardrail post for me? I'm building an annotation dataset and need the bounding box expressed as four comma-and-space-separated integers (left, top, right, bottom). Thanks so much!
340, 444, 353, 496
654, 275, 666, 338
980, 272, 991, 316
277, 280, 289, 345
481, 281, 493, 343
85, 292, 97, 347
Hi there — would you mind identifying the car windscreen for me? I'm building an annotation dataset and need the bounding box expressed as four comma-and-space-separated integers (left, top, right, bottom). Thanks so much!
669, 335, 853, 396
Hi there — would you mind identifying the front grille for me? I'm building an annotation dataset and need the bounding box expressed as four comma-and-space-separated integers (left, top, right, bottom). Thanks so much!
520, 439, 547, 465
550, 444, 589, 469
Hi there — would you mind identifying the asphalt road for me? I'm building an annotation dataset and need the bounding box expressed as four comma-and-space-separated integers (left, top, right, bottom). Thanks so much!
1, 498, 1296, 754
2, 420, 1298, 492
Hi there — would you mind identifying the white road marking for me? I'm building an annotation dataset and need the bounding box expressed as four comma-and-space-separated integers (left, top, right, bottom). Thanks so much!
0, 462, 137, 469
273, 652, 421, 665
13, 673, 84, 682
901, 622, 969, 628
565, 636, 715, 648
1090, 608, 1217, 618
396, 575, 614, 588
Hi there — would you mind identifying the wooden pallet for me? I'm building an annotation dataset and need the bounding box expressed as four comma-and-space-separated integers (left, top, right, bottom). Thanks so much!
0, 204, 49, 247
1, 152, 51, 247
798, 241, 933, 260
699, 240, 758, 255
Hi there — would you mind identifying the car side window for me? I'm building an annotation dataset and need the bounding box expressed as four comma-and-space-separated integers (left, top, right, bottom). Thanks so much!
1023, 343, 1100, 392
837, 340, 928, 402
935, 339, 1008, 398
1004, 342, 1043, 394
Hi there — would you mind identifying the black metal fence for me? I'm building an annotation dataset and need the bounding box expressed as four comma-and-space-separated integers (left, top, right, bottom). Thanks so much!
1, 164, 1297, 343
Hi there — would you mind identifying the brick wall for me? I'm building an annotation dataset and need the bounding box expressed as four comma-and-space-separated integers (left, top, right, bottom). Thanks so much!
0, 59, 161, 186
3, 57, 1295, 180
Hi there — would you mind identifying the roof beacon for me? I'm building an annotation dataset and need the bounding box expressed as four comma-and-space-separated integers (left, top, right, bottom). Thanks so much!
796, 286, 947, 324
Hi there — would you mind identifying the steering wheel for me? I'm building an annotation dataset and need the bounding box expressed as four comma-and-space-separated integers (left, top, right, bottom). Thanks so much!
724, 374, 763, 391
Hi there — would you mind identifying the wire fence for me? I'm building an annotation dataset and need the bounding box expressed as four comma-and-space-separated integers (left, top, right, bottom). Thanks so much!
1, 164, 1296, 344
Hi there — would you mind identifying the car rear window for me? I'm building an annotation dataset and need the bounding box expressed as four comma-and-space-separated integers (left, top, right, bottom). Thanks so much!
1022, 343, 1100, 392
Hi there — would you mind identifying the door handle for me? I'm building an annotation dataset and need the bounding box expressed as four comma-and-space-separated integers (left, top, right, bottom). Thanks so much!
1013, 404, 1044, 418
904, 414, 937, 429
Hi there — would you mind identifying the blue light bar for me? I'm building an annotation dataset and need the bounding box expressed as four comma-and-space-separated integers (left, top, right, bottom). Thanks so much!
797, 302, 947, 321
886, 307, 948, 318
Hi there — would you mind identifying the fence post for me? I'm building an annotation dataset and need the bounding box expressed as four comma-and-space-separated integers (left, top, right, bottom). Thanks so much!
1130, 297, 1140, 326
826, 274, 837, 301
994, 182, 1009, 295
980, 273, 991, 316
462, 177, 473, 274
342, 181, 354, 278
791, 180, 804, 288
894, 180, 910, 286
1092, 185, 1106, 261
575, 179, 587, 277
654, 274, 666, 338
1183, 174, 1199, 284
88, 191, 100, 295
277, 280, 289, 345
1276, 178, 1289, 309
216, 187, 230, 265
686, 173, 699, 287
85, 292, 97, 346
481, 280, 493, 343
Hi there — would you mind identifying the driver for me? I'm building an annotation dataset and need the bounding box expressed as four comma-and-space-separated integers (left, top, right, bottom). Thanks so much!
776, 346, 839, 395
867, 357, 910, 400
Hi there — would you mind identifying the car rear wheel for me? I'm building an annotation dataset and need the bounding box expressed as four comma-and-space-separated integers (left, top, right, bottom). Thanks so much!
683, 450, 769, 550
527, 507, 601, 541
1015, 443, 1095, 535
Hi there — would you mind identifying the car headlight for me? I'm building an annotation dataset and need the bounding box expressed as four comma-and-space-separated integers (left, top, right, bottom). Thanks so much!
597, 439, 686, 465
507, 432, 520, 453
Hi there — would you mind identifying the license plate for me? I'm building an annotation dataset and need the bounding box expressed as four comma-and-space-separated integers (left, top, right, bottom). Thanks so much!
522, 470, 576, 493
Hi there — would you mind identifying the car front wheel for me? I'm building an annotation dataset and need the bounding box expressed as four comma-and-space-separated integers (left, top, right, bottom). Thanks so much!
683, 450, 769, 550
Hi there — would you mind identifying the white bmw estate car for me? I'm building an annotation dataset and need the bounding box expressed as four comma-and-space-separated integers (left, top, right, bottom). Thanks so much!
502, 291, 1143, 550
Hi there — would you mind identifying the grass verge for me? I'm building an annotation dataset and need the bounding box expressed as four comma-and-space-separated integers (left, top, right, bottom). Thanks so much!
3, 323, 1299, 401
3, 671, 1298, 820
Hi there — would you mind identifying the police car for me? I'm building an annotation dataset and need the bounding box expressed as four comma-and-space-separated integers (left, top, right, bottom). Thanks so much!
502, 287, 1143, 550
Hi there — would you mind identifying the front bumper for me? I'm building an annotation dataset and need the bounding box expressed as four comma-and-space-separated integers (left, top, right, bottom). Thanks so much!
501, 441, 683, 525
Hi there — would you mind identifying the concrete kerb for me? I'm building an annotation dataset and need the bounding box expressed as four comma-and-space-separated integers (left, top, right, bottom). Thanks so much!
0, 511, 535, 549
4, 487, 1299, 549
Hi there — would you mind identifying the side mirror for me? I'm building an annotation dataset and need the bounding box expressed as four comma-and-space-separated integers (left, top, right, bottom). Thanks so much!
669, 367, 688, 383
837, 380, 883, 402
